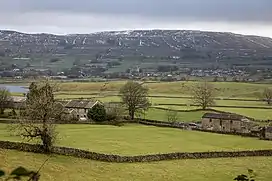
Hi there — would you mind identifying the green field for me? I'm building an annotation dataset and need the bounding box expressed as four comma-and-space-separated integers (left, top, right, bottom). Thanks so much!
2, 81, 272, 180
1, 150, 272, 181
4, 80, 272, 120
5, 80, 272, 98
53, 81, 272, 120
215, 108, 272, 120
1, 124, 271, 155
55, 95, 272, 121
96, 96, 272, 121
1, 123, 272, 180
58, 81, 272, 98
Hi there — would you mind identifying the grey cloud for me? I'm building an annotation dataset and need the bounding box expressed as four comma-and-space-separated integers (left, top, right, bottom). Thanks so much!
1, 0, 271, 22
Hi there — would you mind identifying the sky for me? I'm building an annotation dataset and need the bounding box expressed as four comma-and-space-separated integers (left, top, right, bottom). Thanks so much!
0, 0, 271, 37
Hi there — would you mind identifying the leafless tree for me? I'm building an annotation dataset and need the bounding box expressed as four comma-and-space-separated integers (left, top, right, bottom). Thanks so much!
0, 87, 12, 114
105, 102, 125, 121
261, 88, 272, 105
14, 81, 64, 153
166, 108, 178, 122
119, 81, 150, 120
192, 82, 215, 110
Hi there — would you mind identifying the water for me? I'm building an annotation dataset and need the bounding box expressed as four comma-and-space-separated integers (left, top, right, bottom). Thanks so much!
0, 84, 29, 93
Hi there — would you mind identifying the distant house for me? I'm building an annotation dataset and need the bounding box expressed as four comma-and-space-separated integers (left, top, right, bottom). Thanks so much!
64, 99, 102, 119
201, 112, 254, 133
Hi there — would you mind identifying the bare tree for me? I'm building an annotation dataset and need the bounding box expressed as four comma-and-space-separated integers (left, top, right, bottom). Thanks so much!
15, 81, 64, 152
192, 82, 215, 110
261, 88, 272, 105
166, 108, 178, 123
105, 102, 125, 121
119, 81, 150, 120
0, 87, 12, 114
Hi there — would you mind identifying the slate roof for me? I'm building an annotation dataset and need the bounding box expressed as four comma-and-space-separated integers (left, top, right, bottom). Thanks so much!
202, 112, 244, 121
65, 100, 100, 109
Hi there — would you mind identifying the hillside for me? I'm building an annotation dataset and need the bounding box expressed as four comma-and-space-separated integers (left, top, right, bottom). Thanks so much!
0, 29, 272, 74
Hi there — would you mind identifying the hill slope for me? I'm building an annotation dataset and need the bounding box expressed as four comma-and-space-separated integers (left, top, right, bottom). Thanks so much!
0, 29, 272, 72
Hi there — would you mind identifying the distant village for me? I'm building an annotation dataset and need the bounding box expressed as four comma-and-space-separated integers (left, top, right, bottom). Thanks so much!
0, 60, 270, 83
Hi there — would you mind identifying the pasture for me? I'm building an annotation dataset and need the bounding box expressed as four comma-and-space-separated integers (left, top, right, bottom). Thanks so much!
55, 81, 272, 121
0, 124, 271, 155
2, 80, 272, 181
57, 81, 272, 98
6, 80, 272, 120
1, 150, 272, 181
56, 94, 272, 121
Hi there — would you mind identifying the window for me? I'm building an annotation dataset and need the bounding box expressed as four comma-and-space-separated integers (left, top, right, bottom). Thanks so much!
209, 119, 212, 123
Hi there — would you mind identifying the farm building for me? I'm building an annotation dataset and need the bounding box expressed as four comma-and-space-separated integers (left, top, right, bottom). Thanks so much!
8, 96, 102, 120
201, 112, 254, 133
64, 99, 102, 119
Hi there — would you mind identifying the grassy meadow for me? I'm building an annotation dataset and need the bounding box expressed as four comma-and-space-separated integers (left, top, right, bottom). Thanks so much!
57, 81, 272, 98
1, 150, 272, 181
7, 80, 272, 120
2, 80, 272, 180
1, 124, 271, 155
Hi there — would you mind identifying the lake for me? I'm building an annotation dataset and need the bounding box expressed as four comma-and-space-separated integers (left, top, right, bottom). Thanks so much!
0, 84, 29, 93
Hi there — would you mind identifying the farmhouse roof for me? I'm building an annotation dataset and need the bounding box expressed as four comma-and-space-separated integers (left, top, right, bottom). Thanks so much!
202, 112, 244, 121
65, 99, 100, 109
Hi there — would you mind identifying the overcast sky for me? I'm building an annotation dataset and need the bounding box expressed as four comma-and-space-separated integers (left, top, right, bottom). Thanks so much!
0, 0, 271, 37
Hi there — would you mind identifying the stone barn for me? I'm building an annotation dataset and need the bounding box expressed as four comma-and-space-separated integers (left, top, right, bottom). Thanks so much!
201, 112, 253, 133
64, 99, 102, 119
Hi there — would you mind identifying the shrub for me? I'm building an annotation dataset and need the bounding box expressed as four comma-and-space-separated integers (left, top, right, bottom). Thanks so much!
234, 169, 256, 181
0, 167, 40, 181
105, 103, 125, 122
87, 104, 107, 122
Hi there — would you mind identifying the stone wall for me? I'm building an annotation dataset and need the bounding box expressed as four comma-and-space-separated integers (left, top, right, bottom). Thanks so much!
0, 141, 272, 163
